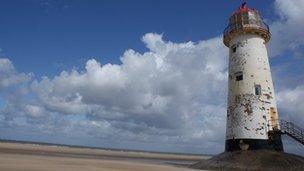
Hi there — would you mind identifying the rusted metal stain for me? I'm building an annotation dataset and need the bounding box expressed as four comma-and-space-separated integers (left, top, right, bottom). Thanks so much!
244, 103, 253, 115
264, 93, 272, 100
270, 107, 278, 129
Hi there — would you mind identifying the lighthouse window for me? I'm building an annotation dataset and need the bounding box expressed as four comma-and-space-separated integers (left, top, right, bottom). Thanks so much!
255, 85, 262, 95
243, 13, 249, 24
231, 44, 237, 53
235, 71, 243, 81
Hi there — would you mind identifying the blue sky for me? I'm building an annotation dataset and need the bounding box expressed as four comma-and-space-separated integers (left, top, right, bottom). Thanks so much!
1, 0, 276, 77
0, 0, 304, 155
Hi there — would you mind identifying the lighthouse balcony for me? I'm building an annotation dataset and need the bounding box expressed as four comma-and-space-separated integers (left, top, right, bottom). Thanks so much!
223, 20, 270, 47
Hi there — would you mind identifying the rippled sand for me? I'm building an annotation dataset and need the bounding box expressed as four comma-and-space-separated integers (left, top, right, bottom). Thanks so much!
0, 142, 209, 171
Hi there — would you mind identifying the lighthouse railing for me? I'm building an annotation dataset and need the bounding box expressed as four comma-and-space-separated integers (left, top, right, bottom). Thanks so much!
223, 20, 269, 36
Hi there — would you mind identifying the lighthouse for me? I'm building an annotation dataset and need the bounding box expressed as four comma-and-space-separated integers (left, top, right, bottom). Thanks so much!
192, 2, 304, 170
223, 3, 283, 151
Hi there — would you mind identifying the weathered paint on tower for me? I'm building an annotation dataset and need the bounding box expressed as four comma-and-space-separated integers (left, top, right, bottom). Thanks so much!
223, 3, 283, 151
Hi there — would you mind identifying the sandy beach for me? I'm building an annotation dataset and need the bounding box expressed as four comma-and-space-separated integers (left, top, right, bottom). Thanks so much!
0, 142, 209, 171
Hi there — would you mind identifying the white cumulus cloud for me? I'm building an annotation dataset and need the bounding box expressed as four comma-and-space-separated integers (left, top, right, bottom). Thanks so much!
0, 58, 32, 91
277, 85, 304, 124
28, 33, 227, 153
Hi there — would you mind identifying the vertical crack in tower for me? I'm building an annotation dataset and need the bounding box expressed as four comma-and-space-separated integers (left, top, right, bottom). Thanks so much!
223, 2, 284, 152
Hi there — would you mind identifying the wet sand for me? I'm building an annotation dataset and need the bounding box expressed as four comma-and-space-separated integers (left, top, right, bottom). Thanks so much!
0, 142, 209, 171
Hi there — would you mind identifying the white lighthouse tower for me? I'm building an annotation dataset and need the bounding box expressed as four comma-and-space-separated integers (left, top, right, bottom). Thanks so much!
223, 2, 283, 151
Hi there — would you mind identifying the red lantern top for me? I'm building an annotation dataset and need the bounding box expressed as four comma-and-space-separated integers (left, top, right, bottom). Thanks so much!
233, 2, 256, 15
223, 2, 270, 47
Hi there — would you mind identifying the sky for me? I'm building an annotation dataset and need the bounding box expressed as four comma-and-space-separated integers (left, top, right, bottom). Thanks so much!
0, 0, 304, 155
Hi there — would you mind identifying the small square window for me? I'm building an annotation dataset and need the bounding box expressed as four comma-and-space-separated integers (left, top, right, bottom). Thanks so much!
231, 44, 237, 53
233, 47, 237, 53
236, 75, 243, 81
255, 85, 262, 95
235, 71, 243, 81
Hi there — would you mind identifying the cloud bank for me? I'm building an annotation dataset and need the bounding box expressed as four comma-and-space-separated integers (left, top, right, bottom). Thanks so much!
30, 34, 227, 153
269, 0, 304, 58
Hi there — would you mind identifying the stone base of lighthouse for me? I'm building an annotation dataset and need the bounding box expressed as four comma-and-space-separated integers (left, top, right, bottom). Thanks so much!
191, 150, 304, 170
225, 131, 284, 152
191, 132, 302, 170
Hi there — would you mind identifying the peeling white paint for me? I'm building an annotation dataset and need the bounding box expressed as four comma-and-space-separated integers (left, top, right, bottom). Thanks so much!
226, 34, 280, 140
